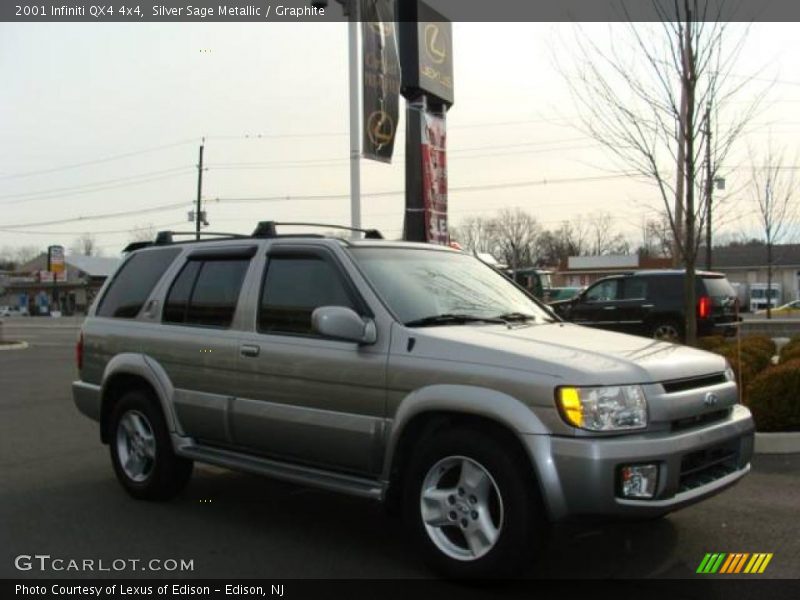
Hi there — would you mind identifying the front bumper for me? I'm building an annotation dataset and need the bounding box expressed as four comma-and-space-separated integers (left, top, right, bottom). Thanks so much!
72, 380, 102, 422
525, 404, 754, 520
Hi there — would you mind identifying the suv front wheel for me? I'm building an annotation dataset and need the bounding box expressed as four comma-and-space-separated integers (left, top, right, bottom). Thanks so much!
403, 427, 546, 578
109, 390, 193, 501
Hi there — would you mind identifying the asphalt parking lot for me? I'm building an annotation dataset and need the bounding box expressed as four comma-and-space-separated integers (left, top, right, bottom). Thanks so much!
1, 318, 798, 580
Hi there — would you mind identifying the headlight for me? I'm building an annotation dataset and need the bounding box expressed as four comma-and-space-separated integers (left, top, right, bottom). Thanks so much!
557, 385, 648, 431
724, 362, 736, 383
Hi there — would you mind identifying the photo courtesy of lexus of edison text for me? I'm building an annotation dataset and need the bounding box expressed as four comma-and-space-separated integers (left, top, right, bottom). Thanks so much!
1, 0, 798, 598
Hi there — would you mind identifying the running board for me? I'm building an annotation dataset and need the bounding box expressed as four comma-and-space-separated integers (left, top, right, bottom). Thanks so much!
178, 444, 385, 501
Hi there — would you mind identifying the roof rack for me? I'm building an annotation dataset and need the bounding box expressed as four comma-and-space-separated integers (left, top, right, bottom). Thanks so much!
252, 221, 383, 239
154, 231, 249, 245
122, 222, 384, 253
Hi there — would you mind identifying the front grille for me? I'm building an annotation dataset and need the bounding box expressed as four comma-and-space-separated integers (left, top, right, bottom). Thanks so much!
678, 441, 739, 493
662, 373, 727, 393
672, 408, 730, 432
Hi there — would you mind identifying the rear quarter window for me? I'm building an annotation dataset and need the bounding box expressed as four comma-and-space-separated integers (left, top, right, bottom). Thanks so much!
702, 277, 736, 298
96, 248, 181, 318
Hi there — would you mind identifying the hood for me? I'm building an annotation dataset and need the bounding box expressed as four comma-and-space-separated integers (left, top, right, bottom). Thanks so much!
409, 322, 727, 385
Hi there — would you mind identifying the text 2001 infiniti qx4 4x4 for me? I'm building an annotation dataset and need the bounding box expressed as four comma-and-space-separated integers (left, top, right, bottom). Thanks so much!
72, 222, 754, 577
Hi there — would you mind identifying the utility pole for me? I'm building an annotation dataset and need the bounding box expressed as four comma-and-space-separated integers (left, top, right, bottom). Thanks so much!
705, 104, 713, 270
195, 139, 205, 241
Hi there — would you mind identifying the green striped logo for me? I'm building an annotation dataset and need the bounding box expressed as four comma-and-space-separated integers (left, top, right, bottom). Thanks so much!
697, 553, 773, 574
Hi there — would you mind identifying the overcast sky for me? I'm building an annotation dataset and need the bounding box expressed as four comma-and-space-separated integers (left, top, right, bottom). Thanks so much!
1, 21, 798, 256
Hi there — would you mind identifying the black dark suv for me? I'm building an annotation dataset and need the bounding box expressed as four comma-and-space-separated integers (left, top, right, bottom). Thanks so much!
551, 270, 739, 342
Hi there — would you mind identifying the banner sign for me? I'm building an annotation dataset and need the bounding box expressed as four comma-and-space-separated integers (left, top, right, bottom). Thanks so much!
47, 245, 65, 275
399, 1, 454, 106
38, 270, 67, 283
361, 0, 400, 163
420, 110, 448, 245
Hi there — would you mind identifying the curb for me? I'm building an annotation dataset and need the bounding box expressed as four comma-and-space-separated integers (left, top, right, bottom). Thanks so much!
754, 431, 800, 454
0, 341, 29, 351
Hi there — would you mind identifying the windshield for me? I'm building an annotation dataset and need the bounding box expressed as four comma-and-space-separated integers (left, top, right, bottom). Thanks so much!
348, 247, 554, 325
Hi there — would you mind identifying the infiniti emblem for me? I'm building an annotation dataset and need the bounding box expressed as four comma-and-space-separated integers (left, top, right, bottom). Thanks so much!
704, 392, 719, 407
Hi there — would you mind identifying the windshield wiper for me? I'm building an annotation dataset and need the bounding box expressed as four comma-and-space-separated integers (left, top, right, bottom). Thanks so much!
493, 312, 537, 322
404, 313, 508, 327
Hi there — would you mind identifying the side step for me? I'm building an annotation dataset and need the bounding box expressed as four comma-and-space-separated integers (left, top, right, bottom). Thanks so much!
178, 443, 385, 501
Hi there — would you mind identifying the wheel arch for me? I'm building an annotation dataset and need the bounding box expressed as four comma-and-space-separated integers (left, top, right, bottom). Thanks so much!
99, 354, 178, 443
382, 385, 551, 516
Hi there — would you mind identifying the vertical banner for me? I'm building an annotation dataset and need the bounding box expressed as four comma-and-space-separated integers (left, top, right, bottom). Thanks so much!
420, 109, 448, 245
361, 0, 400, 163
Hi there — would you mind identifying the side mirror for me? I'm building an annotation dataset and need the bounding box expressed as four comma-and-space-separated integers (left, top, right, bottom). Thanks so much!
311, 306, 377, 345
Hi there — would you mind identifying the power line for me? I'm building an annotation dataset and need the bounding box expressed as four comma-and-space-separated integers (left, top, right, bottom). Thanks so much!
0, 139, 198, 181
214, 173, 638, 204
0, 201, 188, 230
0, 166, 194, 203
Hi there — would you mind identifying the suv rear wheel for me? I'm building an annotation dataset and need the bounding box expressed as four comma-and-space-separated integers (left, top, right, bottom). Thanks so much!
109, 390, 193, 500
651, 319, 683, 343
403, 427, 546, 578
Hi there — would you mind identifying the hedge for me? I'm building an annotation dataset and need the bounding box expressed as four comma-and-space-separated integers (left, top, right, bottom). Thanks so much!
746, 359, 800, 432
780, 339, 800, 364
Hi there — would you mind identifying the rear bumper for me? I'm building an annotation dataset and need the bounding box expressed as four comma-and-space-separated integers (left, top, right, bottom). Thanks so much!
525, 404, 754, 521
72, 380, 102, 422
699, 319, 740, 337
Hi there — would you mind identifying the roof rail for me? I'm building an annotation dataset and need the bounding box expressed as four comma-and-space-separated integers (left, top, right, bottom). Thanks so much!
153, 230, 250, 245
252, 221, 384, 240
121, 241, 154, 253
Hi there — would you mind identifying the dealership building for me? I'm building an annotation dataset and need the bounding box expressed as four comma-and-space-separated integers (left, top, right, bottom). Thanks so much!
0, 254, 120, 315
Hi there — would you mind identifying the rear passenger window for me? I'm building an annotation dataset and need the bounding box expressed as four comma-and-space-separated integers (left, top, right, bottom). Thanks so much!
259, 255, 357, 335
164, 259, 250, 328
623, 278, 647, 300
96, 248, 180, 318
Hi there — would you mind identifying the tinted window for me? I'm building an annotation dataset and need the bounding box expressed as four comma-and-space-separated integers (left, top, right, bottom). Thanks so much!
97, 248, 180, 318
163, 259, 249, 328
702, 277, 736, 298
163, 261, 201, 323
622, 278, 647, 299
259, 256, 356, 334
585, 279, 620, 302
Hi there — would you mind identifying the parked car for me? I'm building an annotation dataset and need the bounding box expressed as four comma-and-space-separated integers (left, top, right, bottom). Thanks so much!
73, 224, 753, 578
756, 299, 800, 316
550, 270, 740, 343
0, 306, 12, 317
544, 286, 583, 303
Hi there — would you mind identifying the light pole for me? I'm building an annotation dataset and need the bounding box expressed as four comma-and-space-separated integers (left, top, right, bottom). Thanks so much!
313, 0, 361, 238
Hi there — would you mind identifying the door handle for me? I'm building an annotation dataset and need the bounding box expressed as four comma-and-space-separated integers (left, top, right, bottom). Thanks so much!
240, 344, 260, 358
641, 304, 654, 309
603, 306, 617, 310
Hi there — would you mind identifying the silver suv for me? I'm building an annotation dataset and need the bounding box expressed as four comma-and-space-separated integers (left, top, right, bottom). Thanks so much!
72, 223, 754, 577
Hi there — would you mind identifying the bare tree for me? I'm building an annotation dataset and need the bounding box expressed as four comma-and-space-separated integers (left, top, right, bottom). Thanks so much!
639, 214, 675, 257
128, 223, 157, 243
587, 212, 631, 255
70, 233, 100, 256
451, 216, 498, 255
749, 144, 798, 319
559, 4, 763, 344
12, 246, 41, 266
491, 208, 542, 271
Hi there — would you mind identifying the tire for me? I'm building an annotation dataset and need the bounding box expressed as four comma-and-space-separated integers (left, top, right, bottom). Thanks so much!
109, 389, 193, 501
402, 427, 547, 578
651, 319, 683, 343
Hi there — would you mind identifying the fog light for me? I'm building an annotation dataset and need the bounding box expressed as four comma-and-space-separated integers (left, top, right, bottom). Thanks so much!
620, 464, 658, 498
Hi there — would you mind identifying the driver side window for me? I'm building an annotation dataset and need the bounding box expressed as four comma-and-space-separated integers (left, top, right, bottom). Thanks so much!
585, 279, 620, 302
